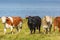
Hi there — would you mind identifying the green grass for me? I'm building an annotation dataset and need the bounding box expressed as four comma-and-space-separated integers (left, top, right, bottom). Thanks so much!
0, 19, 60, 40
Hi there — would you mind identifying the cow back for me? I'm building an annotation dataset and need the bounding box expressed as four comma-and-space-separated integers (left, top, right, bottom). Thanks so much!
12, 16, 22, 26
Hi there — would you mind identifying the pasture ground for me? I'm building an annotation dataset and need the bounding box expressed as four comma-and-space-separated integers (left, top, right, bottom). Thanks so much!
0, 19, 60, 40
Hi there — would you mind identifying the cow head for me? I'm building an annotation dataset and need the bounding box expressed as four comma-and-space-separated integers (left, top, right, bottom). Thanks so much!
1, 16, 7, 24
26, 16, 32, 19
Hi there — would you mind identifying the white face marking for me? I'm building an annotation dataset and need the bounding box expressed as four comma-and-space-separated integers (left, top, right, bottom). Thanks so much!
45, 16, 52, 24
8, 16, 13, 23
1, 16, 6, 23
46, 16, 50, 22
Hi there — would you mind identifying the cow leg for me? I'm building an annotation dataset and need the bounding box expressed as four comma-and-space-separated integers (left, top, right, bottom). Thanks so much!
34, 28, 36, 34
49, 24, 52, 33
16, 27, 19, 32
10, 26, 13, 34
48, 28, 50, 34
49, 25, 52, 32
18, 22, 22, 32
4, 28, 6, 34
38, 25, 40, 33
54, 26, 57, 32
59, 28, 60, 32
19, 22, 22, 29
30, 28, 33, 34
43, 28, 46, 34
46, 28, 48, 34
30, 30, 33, 34
43, 28, 48, 34
18, 27, 22, 32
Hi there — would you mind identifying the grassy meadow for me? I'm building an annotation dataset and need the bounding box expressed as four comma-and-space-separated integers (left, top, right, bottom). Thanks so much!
0, 19, 60, 40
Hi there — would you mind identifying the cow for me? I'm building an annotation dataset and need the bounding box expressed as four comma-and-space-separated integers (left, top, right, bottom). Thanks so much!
53, 16, 60, 32
1, 16, 23, 34
26, 16, 41, 34
42, 16, 52, 34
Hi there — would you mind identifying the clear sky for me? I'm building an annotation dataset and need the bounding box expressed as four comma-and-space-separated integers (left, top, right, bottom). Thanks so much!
0, 0, 60, 18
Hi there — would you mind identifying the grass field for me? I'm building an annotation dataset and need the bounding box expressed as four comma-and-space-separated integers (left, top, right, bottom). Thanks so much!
0, 19, 60, 40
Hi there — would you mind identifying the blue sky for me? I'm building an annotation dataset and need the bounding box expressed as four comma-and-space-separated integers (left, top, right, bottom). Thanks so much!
0, 0, 60, 18
0, 0, 60, 8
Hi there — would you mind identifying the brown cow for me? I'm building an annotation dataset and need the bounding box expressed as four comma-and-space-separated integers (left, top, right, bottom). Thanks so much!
1, 16, 23, 34
53, 16, 60, 32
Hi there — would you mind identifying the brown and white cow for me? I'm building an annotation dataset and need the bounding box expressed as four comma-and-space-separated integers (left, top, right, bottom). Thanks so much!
42, 16, 52, 34
53, 16, 60, 32
1, 16, 23, 34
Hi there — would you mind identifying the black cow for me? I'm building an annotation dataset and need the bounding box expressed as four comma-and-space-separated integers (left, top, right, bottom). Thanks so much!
26, 16, 41, 34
